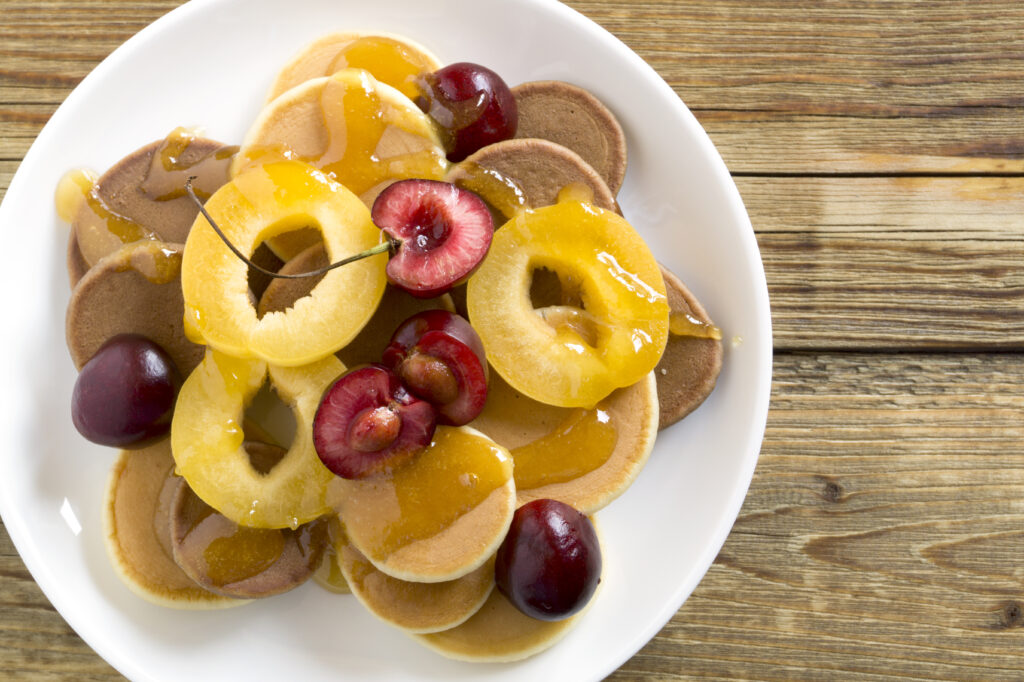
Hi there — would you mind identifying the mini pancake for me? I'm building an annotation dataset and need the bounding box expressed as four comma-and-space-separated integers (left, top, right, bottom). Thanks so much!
445, 138, 619, 221
330, 426, 515, 583
66, 240, 203, 378
336, 528, 494, 634
256, 242, 455, 367
512, 80, 628, 195
169, 443, 329, 599
656, 265, 723, 429
66, 229, 90, 289
414, 585, 586, 662
470, 370, 658, 514
103, 440, 242, 609
267, 32, 442, 103
72, 133, 234, 269
233, 69, 448, 260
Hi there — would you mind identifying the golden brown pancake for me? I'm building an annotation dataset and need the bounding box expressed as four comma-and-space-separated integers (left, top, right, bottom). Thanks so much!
414, 587, 585, 662
656, 265, 723, 429
256, 242, 455, 367
445, 138, 619, 220
232, 70, 447, 262
330, 426, 515, 583
103, 441, 242, 609
65, 240, 203, 377
512, 81, 627, 195
337, 529, 494, 633
470, 370, 658, 514
266, 32, 442, 102
66, 229, 90, 289
72, 134, 234, 268
169, 444, 329, 600
415, 514, 603, 660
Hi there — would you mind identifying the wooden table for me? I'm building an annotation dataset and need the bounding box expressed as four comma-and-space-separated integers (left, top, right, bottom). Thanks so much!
2, 1, 1022, 679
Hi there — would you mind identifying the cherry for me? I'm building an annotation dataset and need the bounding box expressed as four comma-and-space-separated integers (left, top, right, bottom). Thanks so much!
312, 364, 436, 479
494, 499, 601, 621
372, 179, 493, 298
71, 334, 181, 448
382, 310, 488, 426
417, 62, 518, 162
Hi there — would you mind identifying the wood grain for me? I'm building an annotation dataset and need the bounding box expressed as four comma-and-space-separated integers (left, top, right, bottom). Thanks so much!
2, 0, 1024, 680
3, 1, 1024, 174
564, 0, 1024, 174
610, 353, 1024, 681
742, 175, 1024, 350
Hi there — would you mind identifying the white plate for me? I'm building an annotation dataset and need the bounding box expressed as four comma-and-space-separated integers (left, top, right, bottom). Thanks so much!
0, 0, 771, 679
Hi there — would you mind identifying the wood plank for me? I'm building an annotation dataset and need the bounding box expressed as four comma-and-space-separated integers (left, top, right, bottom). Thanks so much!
611, 352, 1024, 681
736, 175, 1024, 350
564, 0, 1024, 174
0, 548, 121, 680
2, 1, 1024, 173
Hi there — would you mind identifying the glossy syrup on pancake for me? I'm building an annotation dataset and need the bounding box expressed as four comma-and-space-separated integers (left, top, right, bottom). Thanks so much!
70, 131, 234, 268
332, 426, 514, 582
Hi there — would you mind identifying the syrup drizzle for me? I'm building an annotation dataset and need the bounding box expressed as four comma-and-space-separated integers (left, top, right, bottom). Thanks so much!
336, 427, 512, 558
450, 161, 529, 220
327, 36, 434, 102
669, 311, 722, 340
511, 406, 618, 490
140, 127, 238, 202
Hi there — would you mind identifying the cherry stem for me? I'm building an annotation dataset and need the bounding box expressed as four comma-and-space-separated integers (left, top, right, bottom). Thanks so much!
185, 176, 398, 279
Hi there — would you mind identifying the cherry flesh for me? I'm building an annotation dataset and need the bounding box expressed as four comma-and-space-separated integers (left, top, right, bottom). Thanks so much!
313, 364, 437, 479
417, 62, 518, 162
382, 310, 488, 426
494, 499, 602, 621
372, 179, 493, 298
71, 334, 182, 448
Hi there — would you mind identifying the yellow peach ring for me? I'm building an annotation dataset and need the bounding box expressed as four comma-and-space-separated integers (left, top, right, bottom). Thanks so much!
467, 199, 669, 408
181, 160, 387, 367
170, 350, 343, 529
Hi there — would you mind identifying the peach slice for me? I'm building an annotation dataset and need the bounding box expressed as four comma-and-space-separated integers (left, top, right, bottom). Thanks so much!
267, 33, 442, 103
180, 160, 387, 366
234, 69, 448, 224
466, 194, 669, 407
238, 65, 449, 260
170, 349, 342, 529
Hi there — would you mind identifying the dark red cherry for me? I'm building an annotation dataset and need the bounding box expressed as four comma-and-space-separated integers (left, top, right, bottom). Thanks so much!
494, 499, 602, 621
372, 179, 493, 298
417, 62, 518, 162
382, 310, 488, 426
71, 334, 181, 448
312, 365, 436, 479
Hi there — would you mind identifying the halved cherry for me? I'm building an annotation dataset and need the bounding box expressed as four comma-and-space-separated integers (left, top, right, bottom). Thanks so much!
313, 364, 436, 479
371, 179, 493, 299
382, 310, 488, 426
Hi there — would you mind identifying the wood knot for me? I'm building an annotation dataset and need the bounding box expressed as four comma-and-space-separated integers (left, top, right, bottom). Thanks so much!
1000, 601, 1023, 629
822, 480, 843, 503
